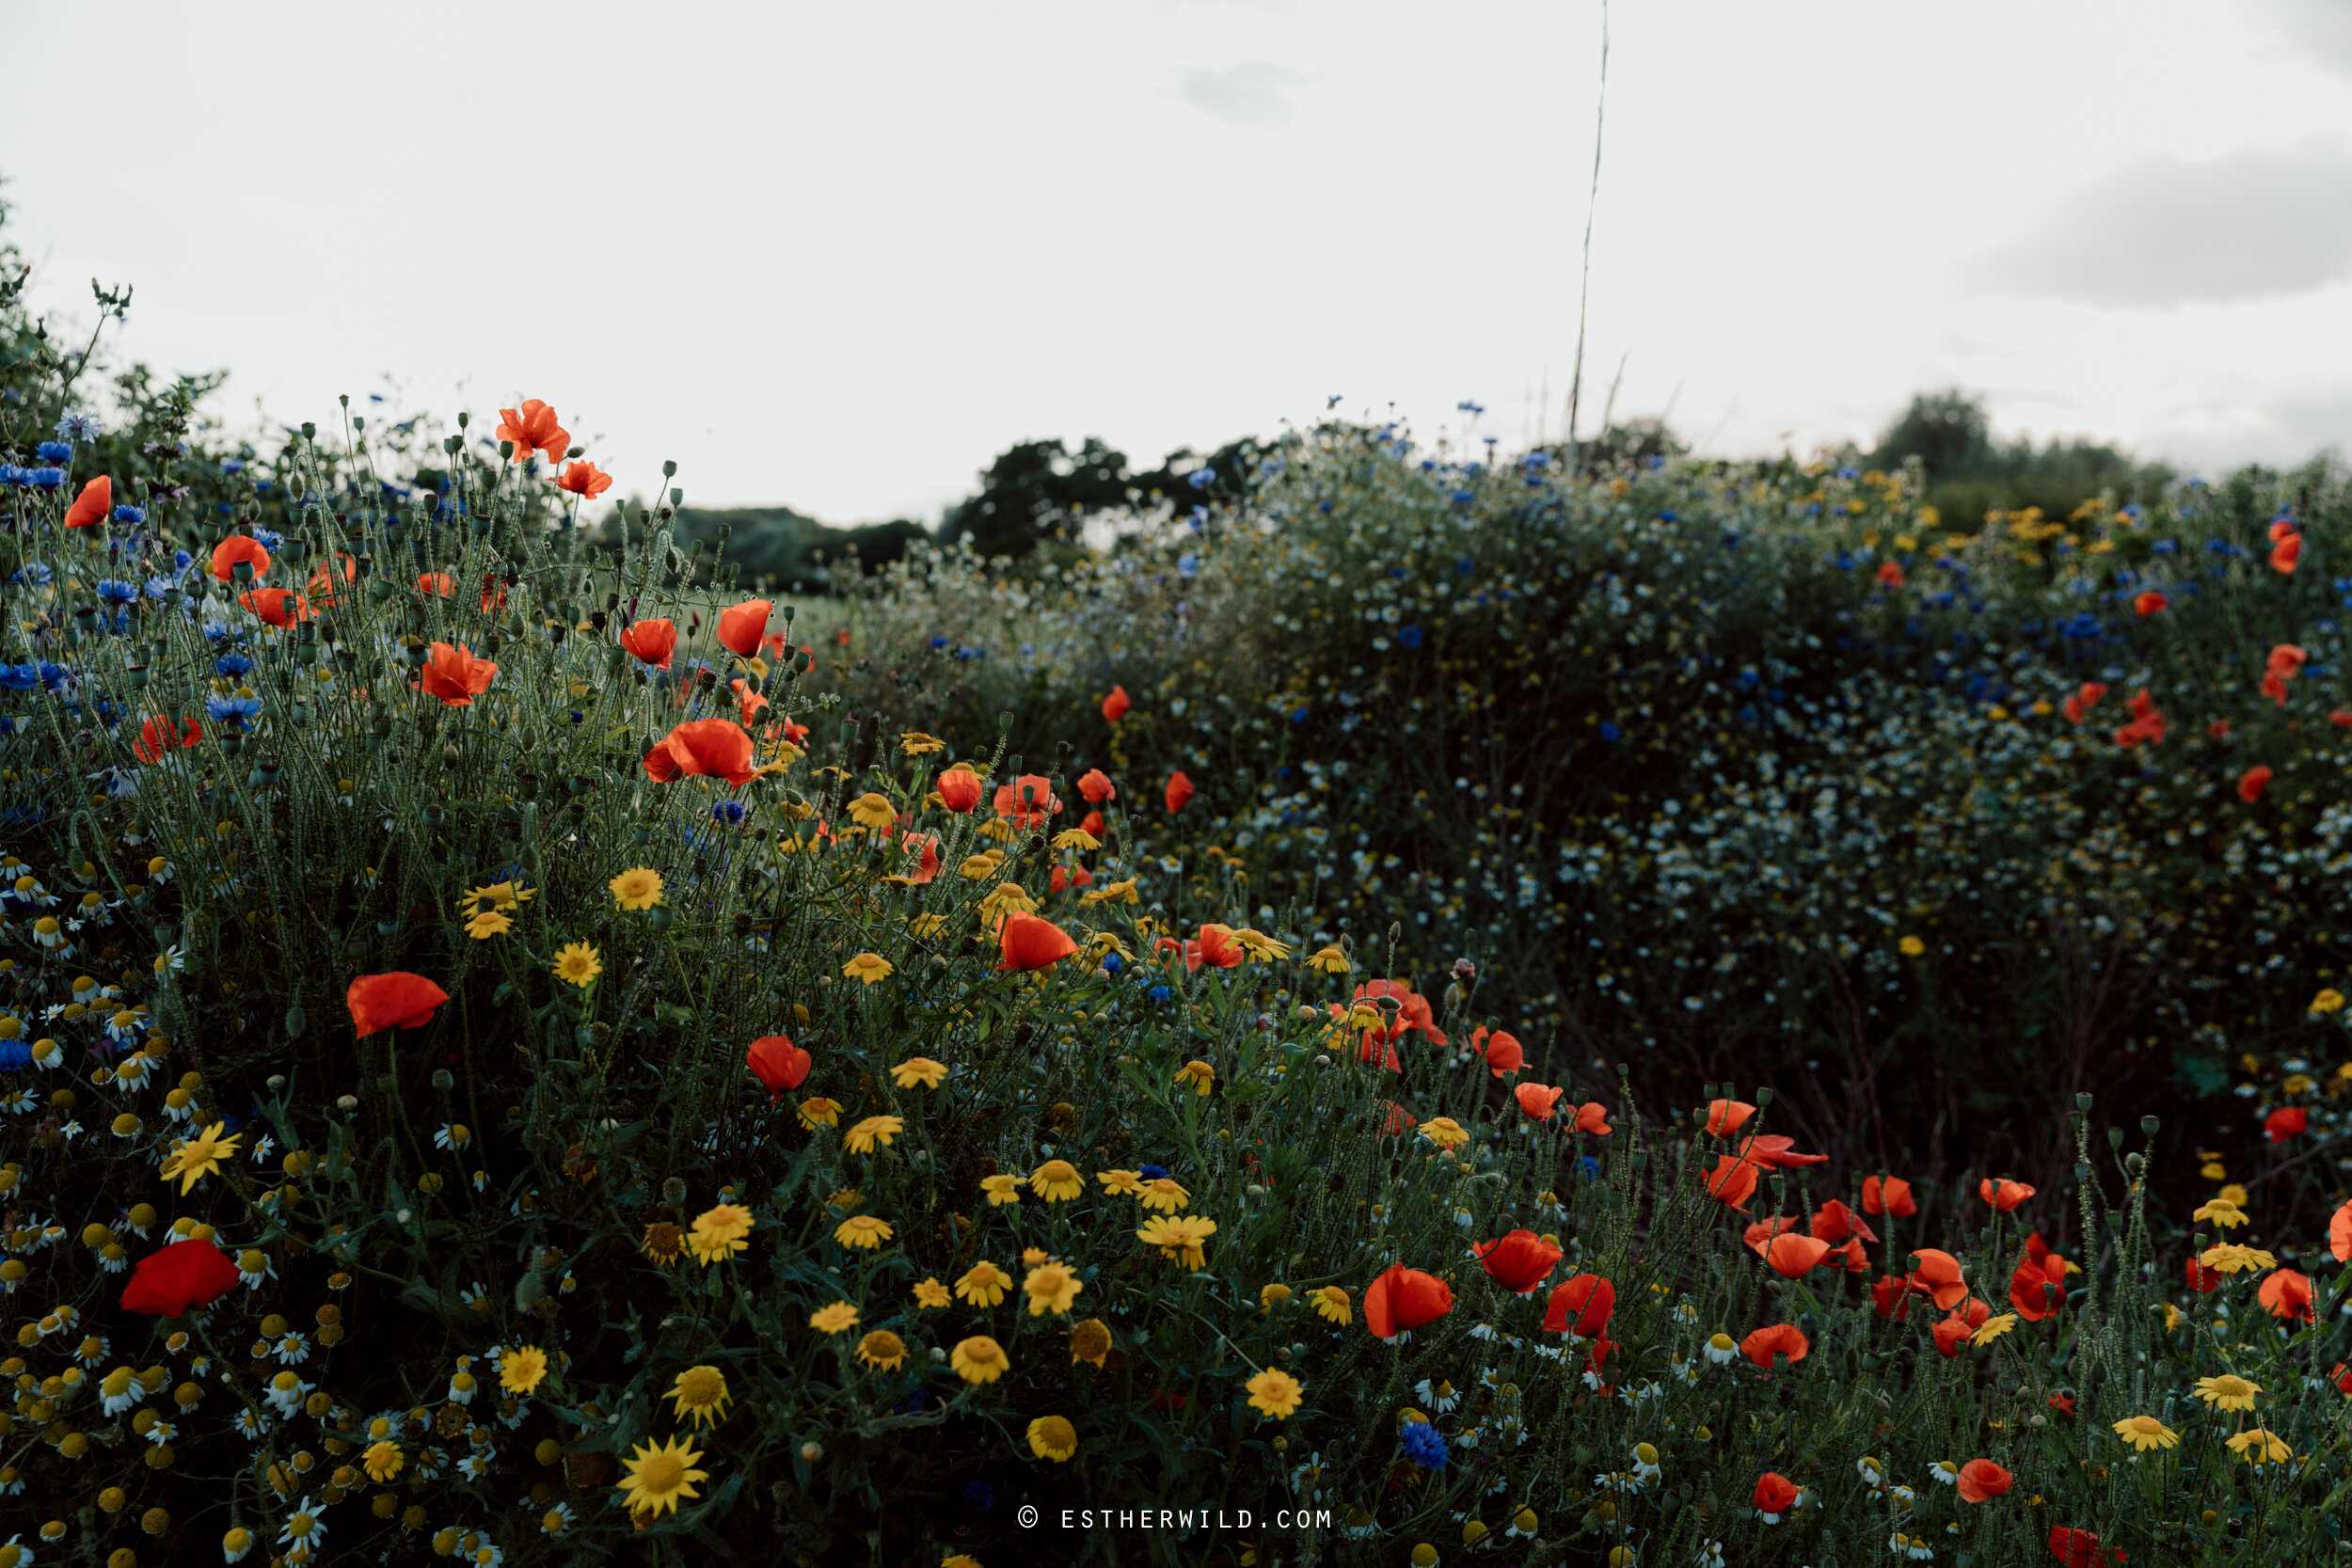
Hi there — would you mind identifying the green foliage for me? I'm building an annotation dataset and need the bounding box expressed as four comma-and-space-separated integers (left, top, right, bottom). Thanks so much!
1868, 388, 2175, 535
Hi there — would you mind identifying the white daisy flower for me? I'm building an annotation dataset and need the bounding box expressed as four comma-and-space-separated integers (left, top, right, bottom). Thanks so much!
1630, 1442, 1661, 1482
277, 1498, 326, 1551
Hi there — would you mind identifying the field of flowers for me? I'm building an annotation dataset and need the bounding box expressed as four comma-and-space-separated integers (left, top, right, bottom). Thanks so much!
3, 244, 2352, 1566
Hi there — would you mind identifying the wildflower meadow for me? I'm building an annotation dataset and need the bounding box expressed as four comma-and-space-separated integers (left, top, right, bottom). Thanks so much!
3, 226, 2352, 1568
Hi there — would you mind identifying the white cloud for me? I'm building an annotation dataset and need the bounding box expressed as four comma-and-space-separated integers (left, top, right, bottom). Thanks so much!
1176, 60, 1306, 127
1957, 135, 2352, 309
2252, 0, 2352, 77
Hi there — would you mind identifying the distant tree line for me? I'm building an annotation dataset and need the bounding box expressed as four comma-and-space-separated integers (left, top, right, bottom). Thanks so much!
653, 389, 2175, 590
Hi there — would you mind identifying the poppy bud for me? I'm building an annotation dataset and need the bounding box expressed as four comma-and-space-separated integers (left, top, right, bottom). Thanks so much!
2140, 1115, 2159, 1135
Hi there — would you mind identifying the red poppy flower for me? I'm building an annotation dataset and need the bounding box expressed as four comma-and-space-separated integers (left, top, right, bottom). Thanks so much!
1863, 1175, 1915, 1217
1754, 1233, 1833, 1279
1744, 1216, 1800, 1246
557, 460, 612, 499
1076, 768, 1116, 803
1573, 1101, 1613, 1136
2112, 688, 2167, 749
1358, 1032, 1401, 1072
1832, 1237, 1870, 1272
2272, 532, 2302, 574
746, 1035, 810, 1101
415, 571, 456, 597
2258, 1267, 2315, 1323
1378, 1100, 1418, 1137
898, 832, 941, 884
1102, 685, 1131, 722
2186, 1256, 2221, 1292
121, 1241, 241, 1317
1514, 1082, 1564, 1120
347, 972, 450, 1035
1752, 1471, 1801, 1519
420, 641, 498, 706
2048, 1392, 2076, 1417
1164, 770, 1195, 813
1705, 1154, 1759, 1211
1543, 1273, 1615, 1336
730, 678, 769, 726
2265, 1105, 2308, 1141
620, 618, 677, 669
2332, 710, 2352, 729
2062, 681, 2107, 723
239, 587, 310, 627
1047, 864, 1085, 892
1350, 979, 1447, 1046
1872, 1274, 1914, 1320
63, 474, 111, 529
2047, 1526, 2122, 1567
2239, 765, 2273, 802
716, 599, 773, 657
306, 552, 357, 607
1703, 1099, 1756, 1138
1472, 1228, 1562, 1293
1079, 809, 1104, 837
1481, 1029, 1524, 1077
1958, 1459, 2012, 1504
2131, 591, 2167, 617
2330, 1361, 2352, 1395
134, 714, 200, 764
1812, 1198, 1877, 1245
1908, 1249, 1969, 1309
937, 767, 983, 813
1876, 560, 1903, 588
1741, 1323, 1808, 1370
1932, 1313, 1975, 1357
644, 718, 758, 785
1194, 924, 1244, 968
495, 399, 570, 463
1979, 1178, 2035, 1212
998, 911, 1078, 972
1737, 1134, 1826, 1168
1363, 1264, 1453, 1338
2010, 1255, 2069, 1321
2331, 1198, 2352, 1262
210, 535, 272, 581
993, 773, 1062, 827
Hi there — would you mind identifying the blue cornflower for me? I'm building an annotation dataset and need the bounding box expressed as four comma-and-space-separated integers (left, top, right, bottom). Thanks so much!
1401, 1421, 1448, 1469
0, 665, 37, 693
1290, 705, 1309, 723
1147, 984, 1172, 1004
1138, 1164, 1168, 1181
710, 800, 747, 826
202, 621, 235, 645
1836, 464, 1860, 480
1177, 552, 1199, 578
34, 441, 72, 464
54, 410, 103, 443
929, 636, 947, 648
145, 578, 179, 601
1102, 952, 1122, 975
1185, 467, 1216, 489
11, 562, 53, 587
1598, 721, 1621, 742
220, 458, 244, 474
111, 505, 146, 526
172, 549, 195, 572
205, 695, 262, 726
1188, 504, 1208, 531
0, 465, 27, 488
215, 654, 254, 678
1455, 557, 1475, 574
0, 1037, 27, 1070
95, 578, 138, 608
1397, 626, 1423, 649
27, 467, 65, 491
253, 528, 283, 550
1451, 488, 1475, 506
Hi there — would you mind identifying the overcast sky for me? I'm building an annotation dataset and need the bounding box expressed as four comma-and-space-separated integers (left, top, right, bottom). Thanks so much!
9, 0, 2352, 519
